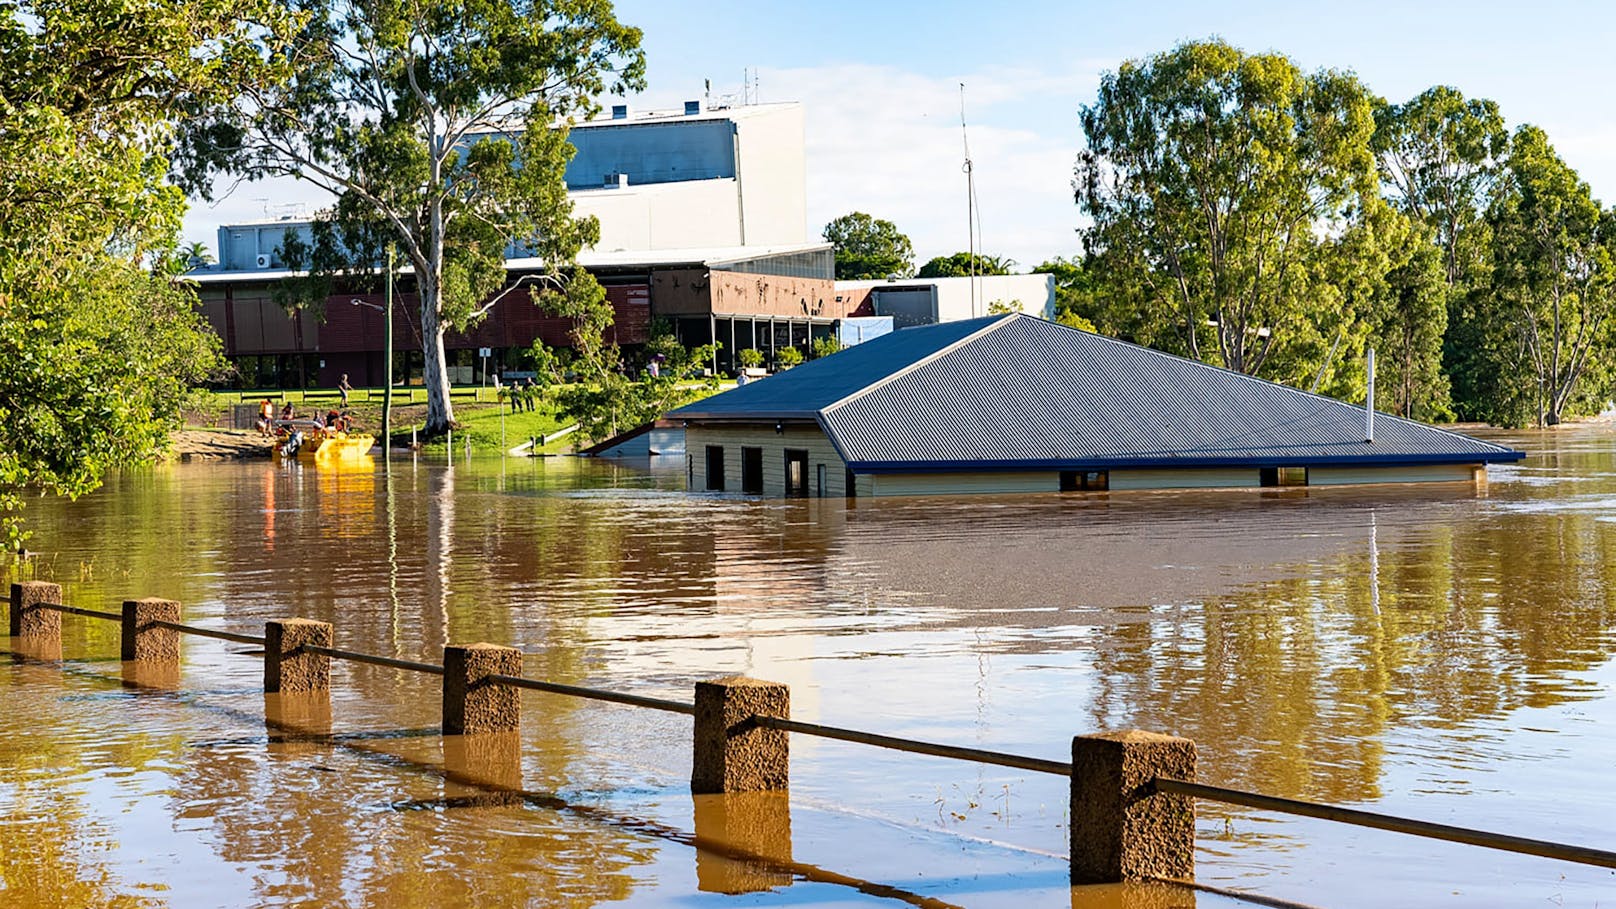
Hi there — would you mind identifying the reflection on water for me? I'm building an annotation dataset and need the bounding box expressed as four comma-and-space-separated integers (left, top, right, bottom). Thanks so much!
4, 428, 1616, 906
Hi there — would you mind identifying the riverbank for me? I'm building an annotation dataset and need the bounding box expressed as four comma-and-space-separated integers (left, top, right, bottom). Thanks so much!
167, 429, 271, 461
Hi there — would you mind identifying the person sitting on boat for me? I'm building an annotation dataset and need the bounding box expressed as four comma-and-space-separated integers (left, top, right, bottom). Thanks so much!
280, 402, 295, 421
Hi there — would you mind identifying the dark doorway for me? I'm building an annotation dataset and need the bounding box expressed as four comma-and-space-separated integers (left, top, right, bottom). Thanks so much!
845, 468, 857, 498
1260, 467, 1308, 487
784, 449, 809, 497
741, 447, 764, 494
705, 445, 725, 491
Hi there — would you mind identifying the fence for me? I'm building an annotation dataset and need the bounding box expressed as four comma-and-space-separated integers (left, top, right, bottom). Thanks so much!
9, 580, 1616, 894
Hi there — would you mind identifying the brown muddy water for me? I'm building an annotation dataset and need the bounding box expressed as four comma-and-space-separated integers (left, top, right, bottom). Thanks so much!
3, 426, 1615, 908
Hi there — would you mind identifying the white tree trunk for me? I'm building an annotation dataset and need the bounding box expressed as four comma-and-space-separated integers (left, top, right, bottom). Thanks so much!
420, 285, 455, 434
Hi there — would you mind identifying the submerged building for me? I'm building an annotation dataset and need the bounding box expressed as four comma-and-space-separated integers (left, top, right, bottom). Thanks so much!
669, 313, 1524, 497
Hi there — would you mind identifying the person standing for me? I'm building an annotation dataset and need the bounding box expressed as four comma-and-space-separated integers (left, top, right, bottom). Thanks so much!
338, 374, 353, 407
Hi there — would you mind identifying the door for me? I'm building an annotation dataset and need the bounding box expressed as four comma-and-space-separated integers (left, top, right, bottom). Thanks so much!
784, 449, 809, 497
741, 447, 764, 494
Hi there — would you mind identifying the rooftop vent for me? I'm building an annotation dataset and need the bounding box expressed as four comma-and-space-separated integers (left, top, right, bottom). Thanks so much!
684, 99, 702, 116
610, 104, 629, 120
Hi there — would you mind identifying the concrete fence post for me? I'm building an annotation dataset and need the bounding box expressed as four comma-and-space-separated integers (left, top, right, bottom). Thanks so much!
264, 619, 332, 694
1070, 730, 1197, 885
442, 643, 521, 735
691, 676, 789, 794
9, 581, 62, 639
121, 599, 181, 663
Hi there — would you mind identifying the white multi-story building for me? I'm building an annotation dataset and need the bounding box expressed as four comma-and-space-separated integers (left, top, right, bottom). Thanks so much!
211, 100, 809, 271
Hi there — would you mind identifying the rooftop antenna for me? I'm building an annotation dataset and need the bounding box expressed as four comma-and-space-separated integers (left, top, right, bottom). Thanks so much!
960, 83, 981, 317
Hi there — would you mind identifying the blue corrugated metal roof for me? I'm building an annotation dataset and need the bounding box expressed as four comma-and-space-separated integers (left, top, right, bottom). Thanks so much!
670, 316, 997, 419
674, 314, 1524, 469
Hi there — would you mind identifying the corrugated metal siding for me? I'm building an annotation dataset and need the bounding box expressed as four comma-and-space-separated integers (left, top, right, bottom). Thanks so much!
670, 316, 998, 418
823, 315, 1518, 467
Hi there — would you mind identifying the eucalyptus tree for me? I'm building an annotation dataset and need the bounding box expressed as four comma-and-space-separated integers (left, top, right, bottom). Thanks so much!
178, 0, 646, 435
1486, 126, 1616, 425
1374, 87, 1509, 288
0, 0, 285, 545
1075, 39, 1385, 387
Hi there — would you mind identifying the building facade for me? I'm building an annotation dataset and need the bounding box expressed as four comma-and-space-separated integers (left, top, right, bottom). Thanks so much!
192, 102, 846, 388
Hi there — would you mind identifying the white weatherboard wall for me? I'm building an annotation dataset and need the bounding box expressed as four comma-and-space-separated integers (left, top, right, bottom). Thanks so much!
869, 472, 1060, 496
1108, 468, 1260, 490
1309, 464, 1479, 485
686, 424, 848, 497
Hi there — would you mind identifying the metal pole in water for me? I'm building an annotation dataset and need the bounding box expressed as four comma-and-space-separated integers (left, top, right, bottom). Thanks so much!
1366, 347, 1376, 443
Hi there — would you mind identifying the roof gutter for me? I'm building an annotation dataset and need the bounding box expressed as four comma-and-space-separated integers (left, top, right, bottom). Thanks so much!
845, 450, 1525, 473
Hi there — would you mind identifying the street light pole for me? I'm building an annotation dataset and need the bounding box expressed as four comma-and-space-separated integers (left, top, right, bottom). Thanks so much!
383, 243, 394, 456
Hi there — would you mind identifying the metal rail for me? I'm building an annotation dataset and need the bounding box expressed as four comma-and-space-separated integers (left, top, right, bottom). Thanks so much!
484, 673, 694, 715
754, 715, 1072, 776
300, 644, 444, 676
26, 594, 1616, 880
1155, 778, 1616, 871
152, 621, 265, 647
37, 603, 122, 622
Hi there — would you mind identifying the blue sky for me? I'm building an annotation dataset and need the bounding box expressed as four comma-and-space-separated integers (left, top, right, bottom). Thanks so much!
183, 0, 1616, 271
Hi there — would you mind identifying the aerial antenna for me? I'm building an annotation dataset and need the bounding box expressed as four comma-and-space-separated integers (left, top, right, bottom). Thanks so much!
960, 83, 982, 316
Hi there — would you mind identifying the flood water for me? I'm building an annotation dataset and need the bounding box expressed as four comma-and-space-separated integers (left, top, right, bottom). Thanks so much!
4, 426, 1616, 907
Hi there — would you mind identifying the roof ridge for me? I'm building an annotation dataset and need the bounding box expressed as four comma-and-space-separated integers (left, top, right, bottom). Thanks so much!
821, 315, 1013, 417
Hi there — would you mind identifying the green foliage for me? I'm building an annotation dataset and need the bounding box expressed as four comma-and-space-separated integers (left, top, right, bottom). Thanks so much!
553, 287, 719, 444
738, 348, 765, 368
1480, 127, 1616, 425
811, 335, 842, 358
1056, 310, 1098, 333
1036, 257, 1113, 335
524, 340, 565, 389
0, 0, 271, 544
776, 346, 804, 368
178, 0, 646, 435
823, 211, 915, 279
917, 252, 1014, 279
1076, 39, 1381, 383
986, 300, 1023, 315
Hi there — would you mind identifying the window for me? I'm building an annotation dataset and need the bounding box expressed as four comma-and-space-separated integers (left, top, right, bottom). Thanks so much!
1060, 470, 1110, 492
1260, 467, 1308, 487
705, 445, 726, 491
784, 449, 809, 497
741, 447, 764, 494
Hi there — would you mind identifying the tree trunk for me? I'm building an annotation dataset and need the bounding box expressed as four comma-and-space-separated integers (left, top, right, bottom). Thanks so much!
419, 286, 456, 435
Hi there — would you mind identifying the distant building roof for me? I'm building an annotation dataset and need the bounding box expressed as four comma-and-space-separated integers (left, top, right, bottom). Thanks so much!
671, 314, 1524, 471
188, 242, 834, 284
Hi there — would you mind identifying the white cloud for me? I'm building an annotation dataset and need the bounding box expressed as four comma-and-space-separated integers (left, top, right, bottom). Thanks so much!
764, 60, 1103, 269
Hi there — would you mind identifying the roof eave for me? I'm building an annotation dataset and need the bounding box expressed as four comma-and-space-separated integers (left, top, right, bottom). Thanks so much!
672, 411, 825, 422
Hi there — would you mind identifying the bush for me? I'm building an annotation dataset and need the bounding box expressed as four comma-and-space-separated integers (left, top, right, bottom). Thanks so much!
776, 347, 804, 368
738, 348, 765, 368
